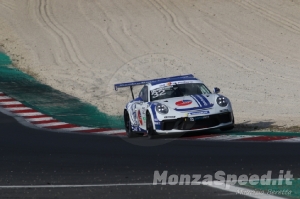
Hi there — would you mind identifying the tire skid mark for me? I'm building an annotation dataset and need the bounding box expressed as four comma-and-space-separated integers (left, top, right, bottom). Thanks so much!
236, 0, 300, 35
110, 0, 151, 51
197, 17, 300, 84
109, 0, 142, 49
77, 0, 130, 63
77, 0, 143, 80
168, 1, 271, 77
35, 0, 91, 69
28, 0, 59, 65
0, 1, 15, 11
157, 0, 300, 84
182, 0, 300, 64
93, 1, 134, 59
150, 0, 251, 73
44, 0, 91, 68
33, 0, 66, 66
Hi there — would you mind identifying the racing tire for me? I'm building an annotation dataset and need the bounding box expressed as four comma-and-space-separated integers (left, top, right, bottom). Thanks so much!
146, 112, 158, 139
124, 110, 137, 138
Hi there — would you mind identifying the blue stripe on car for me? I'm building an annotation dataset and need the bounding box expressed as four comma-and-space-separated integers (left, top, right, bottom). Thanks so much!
193, 95, 213, 109
190, 95, 201, 107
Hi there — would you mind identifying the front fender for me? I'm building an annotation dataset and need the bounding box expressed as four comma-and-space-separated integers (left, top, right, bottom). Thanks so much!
147, 103, 161, 130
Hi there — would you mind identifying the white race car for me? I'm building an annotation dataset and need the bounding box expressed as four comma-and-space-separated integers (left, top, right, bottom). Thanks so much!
114, 74, 234, 138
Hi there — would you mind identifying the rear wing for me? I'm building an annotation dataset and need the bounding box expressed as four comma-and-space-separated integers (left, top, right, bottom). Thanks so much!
114, 74, 194, 91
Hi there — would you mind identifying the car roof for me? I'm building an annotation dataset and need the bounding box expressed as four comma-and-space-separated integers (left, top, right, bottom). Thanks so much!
149, 77, 199, 86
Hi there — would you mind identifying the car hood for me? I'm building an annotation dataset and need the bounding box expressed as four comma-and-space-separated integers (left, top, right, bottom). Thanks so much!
154, 94, 216, 110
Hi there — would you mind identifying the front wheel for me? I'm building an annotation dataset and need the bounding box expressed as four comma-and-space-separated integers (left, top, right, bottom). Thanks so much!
124, 110, 137, 138
146, 112, 158, 139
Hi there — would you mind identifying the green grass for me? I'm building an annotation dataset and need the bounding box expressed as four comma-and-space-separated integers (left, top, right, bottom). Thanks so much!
0, 52, 123, 128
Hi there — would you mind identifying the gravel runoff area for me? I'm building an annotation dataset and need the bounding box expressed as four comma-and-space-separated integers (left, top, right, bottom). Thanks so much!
0, 0, 299, 132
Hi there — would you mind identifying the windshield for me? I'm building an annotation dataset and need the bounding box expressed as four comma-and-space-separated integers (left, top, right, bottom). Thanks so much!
150, 83, 211, 101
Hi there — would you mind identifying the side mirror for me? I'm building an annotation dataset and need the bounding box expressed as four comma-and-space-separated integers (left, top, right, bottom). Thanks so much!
213, 87, 220, 94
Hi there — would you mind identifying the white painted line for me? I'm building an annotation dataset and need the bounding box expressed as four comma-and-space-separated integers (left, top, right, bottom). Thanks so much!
59, 127, 96, 132
0, 183, 155, 189
0, 96, 12, 100
36, 122, 68, 127
4, 107, 31, 111
0, 101, 22, 105
197, 135, 259, 141
273, 137, 300, 142
26, 117, 54, 122
0, 181, 288, 199
206, 181, 286, 199
14, 112, 43, 117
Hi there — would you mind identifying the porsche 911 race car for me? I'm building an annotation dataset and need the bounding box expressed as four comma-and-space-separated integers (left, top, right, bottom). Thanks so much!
114, 74, 234, 138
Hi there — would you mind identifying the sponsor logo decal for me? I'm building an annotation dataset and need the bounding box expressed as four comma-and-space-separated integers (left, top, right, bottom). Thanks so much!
188, 111, 210, 115
138, 110, 143, 125
220, 109, 229, 113
128, 103, 138, 125
131, 126, 147, 132
164, 116, 176, 118
151, 88, 166, 99
175, 100, 192, 106
189, 116, 209, 121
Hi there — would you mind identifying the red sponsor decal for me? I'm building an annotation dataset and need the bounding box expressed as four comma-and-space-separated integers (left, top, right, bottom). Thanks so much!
138, 110, 143, 125
175, 100, 192, 106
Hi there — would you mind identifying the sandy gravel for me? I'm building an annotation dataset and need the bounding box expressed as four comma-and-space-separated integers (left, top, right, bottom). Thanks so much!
0, 0, 300, 129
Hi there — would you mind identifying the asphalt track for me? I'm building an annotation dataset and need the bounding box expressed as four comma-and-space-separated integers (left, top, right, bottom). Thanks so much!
1, 111, 300, 199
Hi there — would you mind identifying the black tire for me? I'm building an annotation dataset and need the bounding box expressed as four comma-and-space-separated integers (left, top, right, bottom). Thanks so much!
124, 110, 137, 138
146, 112, 158, 139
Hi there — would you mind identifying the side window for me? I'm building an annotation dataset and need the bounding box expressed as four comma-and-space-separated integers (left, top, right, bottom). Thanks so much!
139, 86, 148, 102
143, 87, 148, 102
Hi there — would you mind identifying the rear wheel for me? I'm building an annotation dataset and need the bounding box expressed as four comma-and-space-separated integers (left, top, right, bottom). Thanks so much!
146, 112, 158, 139
124, 110, 137, 138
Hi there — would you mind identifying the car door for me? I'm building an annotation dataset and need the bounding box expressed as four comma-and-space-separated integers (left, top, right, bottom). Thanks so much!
135, 86, 149, 130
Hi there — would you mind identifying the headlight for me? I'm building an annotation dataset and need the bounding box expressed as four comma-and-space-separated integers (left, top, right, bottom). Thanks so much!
216, 96, 228, 107
155, 103, 169, 114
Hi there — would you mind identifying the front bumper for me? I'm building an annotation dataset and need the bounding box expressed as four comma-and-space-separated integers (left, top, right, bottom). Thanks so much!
156, 112, 233, 134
